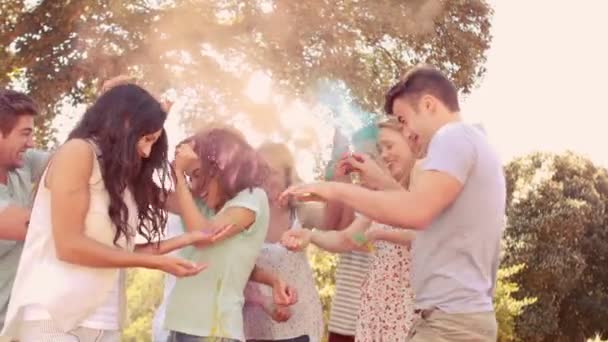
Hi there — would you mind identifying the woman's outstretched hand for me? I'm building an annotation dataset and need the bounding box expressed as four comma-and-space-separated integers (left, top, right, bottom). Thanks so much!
188, 224, 234, 248
280, 229, 312, 252
153, 254, 207, 277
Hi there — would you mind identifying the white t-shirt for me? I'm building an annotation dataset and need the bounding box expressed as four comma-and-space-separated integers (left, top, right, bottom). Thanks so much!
412, 122, 506, 313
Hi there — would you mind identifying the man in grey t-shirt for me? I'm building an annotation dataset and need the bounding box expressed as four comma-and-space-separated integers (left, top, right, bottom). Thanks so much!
282, 66, 505, 341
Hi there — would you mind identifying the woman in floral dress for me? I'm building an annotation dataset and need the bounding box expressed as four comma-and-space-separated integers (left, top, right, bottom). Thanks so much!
281, 119, 417, 341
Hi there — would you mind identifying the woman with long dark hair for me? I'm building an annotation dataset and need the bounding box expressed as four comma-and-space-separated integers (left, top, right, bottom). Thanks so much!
164, 128, 272, 342
1, 84, 209, 342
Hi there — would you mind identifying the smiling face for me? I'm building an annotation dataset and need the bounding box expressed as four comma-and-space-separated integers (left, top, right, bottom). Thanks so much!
391, 96, 440, 159
377, 126, 416, 183
384, 66, 461, 159
186, 161, 224, 210
0, 115, 35, 170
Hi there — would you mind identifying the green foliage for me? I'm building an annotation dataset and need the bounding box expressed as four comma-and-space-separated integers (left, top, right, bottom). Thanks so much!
307, 245, 338, 340
1, 0, 493, 138
495, 264, 537, 342
503, 152, 608, 341
122, 269, 164, 342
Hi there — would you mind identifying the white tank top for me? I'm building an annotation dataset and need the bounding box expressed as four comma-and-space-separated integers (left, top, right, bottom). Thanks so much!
0, 140, 138, 337
22, 277, 121, 330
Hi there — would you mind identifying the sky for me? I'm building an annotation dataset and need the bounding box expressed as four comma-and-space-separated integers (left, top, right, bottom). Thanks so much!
53, 0, 608, 181
461, 0, 608, 166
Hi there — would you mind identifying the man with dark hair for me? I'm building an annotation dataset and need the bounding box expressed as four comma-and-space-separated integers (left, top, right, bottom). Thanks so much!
282, 65, 505, 341
0, 90, 49, 330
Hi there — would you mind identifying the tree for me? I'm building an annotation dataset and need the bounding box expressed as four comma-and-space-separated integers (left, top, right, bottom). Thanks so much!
495, 264, 537, 342
503, 152, 608, 341
122, 269, 164, 342
1, 0, 493, 143
308, 245, 338, 338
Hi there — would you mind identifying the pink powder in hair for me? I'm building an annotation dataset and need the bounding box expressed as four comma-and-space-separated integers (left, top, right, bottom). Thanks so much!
190, 128, 271, 201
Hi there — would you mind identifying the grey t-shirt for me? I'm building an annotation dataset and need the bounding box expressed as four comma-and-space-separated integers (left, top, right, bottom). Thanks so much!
0, 149, 49, 328
411, 122, 506, 313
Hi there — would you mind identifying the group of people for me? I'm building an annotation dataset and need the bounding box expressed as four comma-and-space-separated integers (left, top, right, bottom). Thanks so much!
0, 65, 506, 342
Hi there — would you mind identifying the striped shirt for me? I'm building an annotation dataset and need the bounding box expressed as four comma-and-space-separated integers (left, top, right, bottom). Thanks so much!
328, 251, 370, 336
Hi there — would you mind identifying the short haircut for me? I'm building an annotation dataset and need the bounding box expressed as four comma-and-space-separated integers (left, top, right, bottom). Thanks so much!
0, 89, 38, 135
384, 65, 460, 115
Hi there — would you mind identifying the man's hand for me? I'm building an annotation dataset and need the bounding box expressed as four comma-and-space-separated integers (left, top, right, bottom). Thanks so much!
279, 182, 338, 203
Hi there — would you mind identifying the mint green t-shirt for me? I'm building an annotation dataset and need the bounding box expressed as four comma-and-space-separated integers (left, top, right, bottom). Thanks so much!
0, 149, 49, 328
165, 187, 269, 341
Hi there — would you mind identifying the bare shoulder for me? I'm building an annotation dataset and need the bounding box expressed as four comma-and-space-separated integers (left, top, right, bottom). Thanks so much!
47, 139, 95, 187
53, 139, 95, 164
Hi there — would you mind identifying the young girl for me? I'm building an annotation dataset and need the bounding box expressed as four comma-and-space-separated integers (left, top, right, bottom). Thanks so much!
153, 138, 295, 342
164, 128, 272, 342
1, 84, 208, 342
282, 118, 417, 341
243, 143, 323, 342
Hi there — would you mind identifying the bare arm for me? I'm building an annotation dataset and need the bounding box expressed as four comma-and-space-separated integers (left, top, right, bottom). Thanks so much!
320, 189, 355, 231
244, 281, 267, 306
286, 126, 477, 230
135, 233, 197, 255
310, 215, 371, 252
283, 168, 463, 231
0, 205, 30, 241
174, 171, 257, 244
173, 172, 214, 233
367, 227, 415, 247
249, 264, 297, 306
321, 164, 355, 231
163, 191, 181, 215
283, 215, 371, 253
249, 264, 279, 286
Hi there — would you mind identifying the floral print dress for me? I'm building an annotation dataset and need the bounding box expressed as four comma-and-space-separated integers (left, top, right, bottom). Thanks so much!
355, 222, 416, 342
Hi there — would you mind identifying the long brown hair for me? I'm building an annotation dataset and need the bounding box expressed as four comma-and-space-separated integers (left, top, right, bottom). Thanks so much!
68, 84, 170, 244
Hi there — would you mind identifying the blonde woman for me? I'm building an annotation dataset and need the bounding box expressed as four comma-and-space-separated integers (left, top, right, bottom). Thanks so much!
282, 119, 417, 341
243, 143, 323, 342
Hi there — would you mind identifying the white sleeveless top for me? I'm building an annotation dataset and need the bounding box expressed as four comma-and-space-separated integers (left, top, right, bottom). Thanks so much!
0, 140, 138, 337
